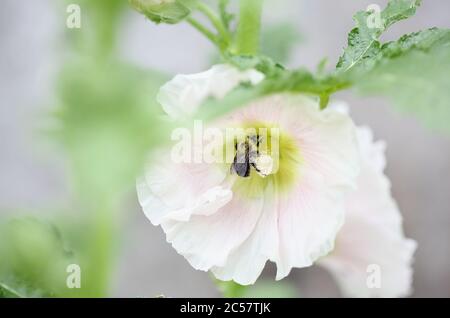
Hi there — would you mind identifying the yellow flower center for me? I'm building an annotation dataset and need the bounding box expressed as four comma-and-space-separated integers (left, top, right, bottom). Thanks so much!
224, 122, 302, 198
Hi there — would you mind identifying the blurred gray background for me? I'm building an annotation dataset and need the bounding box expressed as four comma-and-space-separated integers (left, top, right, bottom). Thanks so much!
0, 0, 449, 297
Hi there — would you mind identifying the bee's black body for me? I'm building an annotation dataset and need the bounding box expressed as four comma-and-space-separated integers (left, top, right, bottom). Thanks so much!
230, 135, 261, 178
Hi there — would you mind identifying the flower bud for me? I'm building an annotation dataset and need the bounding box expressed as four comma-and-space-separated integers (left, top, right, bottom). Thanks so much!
129, 0, 191, 24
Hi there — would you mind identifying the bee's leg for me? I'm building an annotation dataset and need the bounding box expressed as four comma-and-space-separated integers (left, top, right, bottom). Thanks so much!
256, 134, 262, 155
250, 161, 260, 173
243, 164, 251, 177
249, 151, 263, 175
251, 161, 269, 178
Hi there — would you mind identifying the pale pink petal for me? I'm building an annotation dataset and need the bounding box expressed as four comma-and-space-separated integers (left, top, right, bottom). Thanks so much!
161, 195, 264, 271
319, 213, 416, 298
319, 127, 417, 298
163, 186, 233, 222
275, 168, 346, 279
211, 183, 279, 285
136, 176, 170, 226
137, 150, 228, 225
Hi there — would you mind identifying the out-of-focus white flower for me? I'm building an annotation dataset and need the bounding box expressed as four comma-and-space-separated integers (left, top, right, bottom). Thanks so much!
318, 120, 417, 297
137, 64, 361, 285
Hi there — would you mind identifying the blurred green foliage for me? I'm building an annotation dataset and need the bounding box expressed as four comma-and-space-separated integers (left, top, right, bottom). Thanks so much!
64, 0, 125, 55
0, 218, 76, 297
54, 58, 168, 201
356, 44, 450, 132
49, 0, 170, 296
1, 0, 170, 298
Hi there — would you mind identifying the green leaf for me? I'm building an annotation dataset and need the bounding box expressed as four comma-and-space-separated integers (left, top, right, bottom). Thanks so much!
337, 0, 421, 73
342, 27, 450, 80
380, 27, 450, 58
382, 0, 421, 27
128, 0, 193, 24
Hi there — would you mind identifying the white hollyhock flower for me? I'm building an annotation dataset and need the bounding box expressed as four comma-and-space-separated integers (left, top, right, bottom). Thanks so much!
318, 121, 417, 298
137, 64, 361, 285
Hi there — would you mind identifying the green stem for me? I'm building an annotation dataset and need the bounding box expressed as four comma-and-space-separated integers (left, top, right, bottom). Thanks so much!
235, 0, 264, 55
214, 278, 248, 298
195, 1, 230, 43
187, 17, 219, 46
189, 1, 230, 52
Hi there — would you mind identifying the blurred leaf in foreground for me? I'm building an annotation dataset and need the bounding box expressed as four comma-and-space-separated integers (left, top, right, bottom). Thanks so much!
52, 58, 169, 201
355, 43, 450, 132
347, 28, 450, 132
64, 0, 126, 55
0, 218, 76, 297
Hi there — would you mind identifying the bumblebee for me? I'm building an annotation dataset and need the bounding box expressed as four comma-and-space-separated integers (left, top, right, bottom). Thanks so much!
230, 135, 273, 178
